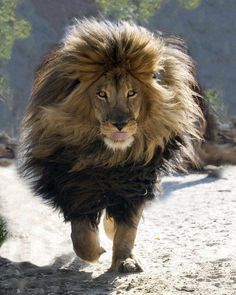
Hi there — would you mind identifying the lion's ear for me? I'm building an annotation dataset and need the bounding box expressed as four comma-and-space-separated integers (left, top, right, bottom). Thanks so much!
27, 45, 80, 117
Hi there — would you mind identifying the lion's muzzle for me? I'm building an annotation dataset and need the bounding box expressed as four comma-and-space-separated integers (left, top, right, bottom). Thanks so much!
111, 131, 129, 141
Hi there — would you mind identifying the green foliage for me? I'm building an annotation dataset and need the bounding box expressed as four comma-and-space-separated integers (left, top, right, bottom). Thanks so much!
96, 0, 134, 20
178, 0, 202, 10
0, 0, 30, 111
96, 0, 203, 22
137, 0, 167, 22
205, 89, 228, 121
96, 0, 166, 22
0, 0, 31, 61
0, 217, 7, 247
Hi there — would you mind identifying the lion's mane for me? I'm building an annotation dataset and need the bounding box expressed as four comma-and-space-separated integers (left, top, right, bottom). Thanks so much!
20, 19, 204, 226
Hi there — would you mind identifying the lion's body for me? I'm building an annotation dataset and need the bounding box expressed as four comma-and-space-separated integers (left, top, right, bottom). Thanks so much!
20, 19, 204, 272
25, 140, 181, 226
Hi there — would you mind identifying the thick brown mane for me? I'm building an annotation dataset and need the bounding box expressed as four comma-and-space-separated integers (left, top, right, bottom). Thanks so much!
22, 19, 204, 171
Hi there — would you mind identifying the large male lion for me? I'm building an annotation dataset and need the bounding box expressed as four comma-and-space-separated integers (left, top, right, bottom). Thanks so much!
20, 19, 205, 272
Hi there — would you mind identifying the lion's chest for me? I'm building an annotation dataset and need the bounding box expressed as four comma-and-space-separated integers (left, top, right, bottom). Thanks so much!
35, 152, 161, 222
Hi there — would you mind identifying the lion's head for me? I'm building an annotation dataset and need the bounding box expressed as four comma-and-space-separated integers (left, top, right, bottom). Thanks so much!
22, 19, 204, 170
88, 69, 143, 151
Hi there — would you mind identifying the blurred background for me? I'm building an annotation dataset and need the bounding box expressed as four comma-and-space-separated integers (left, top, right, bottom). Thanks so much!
0, 0, 235, 136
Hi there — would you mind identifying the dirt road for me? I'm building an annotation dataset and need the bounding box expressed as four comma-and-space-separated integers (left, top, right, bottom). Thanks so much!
0, 165, 235, 294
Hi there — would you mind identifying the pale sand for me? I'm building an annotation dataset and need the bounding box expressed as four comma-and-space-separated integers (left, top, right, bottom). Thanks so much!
0, 165, 235, 294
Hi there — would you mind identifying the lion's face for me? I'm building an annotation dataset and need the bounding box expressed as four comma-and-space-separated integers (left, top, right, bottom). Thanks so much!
88, 71, 143, 150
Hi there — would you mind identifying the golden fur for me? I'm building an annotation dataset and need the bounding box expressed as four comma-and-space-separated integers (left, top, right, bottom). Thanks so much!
21, 19, 206, 272
22, 19, 204, 171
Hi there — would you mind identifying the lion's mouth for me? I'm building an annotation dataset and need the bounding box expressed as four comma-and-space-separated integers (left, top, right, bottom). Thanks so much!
111, 132, 129, 142
103, 132, 134, 151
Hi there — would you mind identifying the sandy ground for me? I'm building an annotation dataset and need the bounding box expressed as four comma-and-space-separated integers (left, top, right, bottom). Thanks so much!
0, 164, 236, 295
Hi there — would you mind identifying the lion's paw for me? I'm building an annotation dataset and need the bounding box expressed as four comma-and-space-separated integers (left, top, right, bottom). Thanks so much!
110, 257, 143, 273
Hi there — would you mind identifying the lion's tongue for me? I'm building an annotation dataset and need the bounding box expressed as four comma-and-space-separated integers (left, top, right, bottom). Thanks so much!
111, 132, 129, 141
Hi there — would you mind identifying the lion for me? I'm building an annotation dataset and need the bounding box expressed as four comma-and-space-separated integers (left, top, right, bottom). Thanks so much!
20, 19, 205, 272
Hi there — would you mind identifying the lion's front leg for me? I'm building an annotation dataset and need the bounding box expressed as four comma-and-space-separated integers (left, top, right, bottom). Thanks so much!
109, 205, 144, 273
71, 219, 105, 262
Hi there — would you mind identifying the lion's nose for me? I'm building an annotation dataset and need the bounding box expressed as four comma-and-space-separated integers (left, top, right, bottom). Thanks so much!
112, 116, 128, 131
113, 121, 128, 131
110, 112, 129, 131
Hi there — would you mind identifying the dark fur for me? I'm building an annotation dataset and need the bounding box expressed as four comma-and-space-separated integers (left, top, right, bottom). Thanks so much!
22, 138, 182, 227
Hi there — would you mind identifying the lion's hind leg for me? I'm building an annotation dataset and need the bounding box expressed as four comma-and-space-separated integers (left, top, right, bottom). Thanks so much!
103, 213, 116, 240
71, 219, 106, 262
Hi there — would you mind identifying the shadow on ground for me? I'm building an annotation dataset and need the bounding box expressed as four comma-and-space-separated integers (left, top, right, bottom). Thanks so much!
0, 256, 121, 295
161, 175, 218, 199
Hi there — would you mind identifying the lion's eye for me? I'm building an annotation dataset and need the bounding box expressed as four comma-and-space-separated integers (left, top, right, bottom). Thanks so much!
96, 91, 107, 101
127, 90, 137, 98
